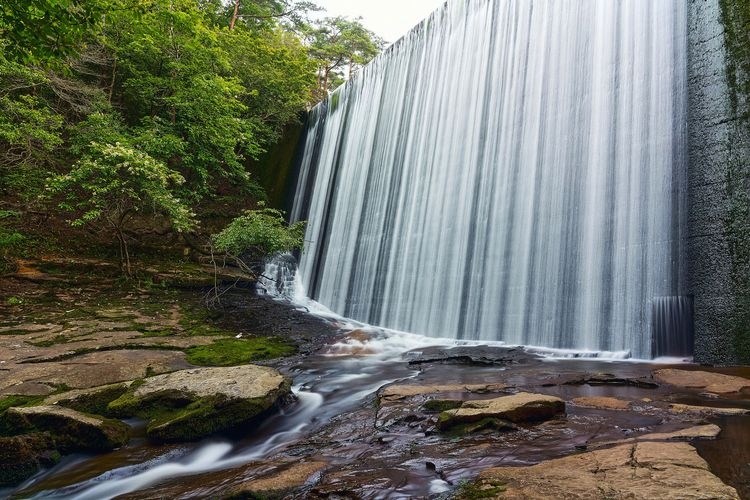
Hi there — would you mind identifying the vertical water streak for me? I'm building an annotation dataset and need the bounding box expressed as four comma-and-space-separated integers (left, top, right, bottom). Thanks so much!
290, 0, 688, 358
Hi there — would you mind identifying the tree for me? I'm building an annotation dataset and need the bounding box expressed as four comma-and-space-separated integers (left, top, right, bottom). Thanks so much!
47, 142, 195, 275
304, 16, 384, 96
0, 0, 111, 65
219, 26, 316, 146
213, 205, 305, 274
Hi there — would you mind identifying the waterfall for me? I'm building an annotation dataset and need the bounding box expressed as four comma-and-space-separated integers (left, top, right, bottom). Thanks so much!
287, 0, 688, 358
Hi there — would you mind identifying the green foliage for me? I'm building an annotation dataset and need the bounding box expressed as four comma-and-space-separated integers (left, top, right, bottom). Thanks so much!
47, 142, 194, 232
304, 16, 385, 95
0, 0, 110, 64
103, 0, 254, 199
185, 337, 296, 366
0, 52, 63, 197
0, 0, 380, 271
213, 207, 305, 259
219, 27, 316, 146
0, 211, 25, 267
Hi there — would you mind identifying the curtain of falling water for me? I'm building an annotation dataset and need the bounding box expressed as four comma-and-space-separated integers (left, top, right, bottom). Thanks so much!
290, 0, 688, 358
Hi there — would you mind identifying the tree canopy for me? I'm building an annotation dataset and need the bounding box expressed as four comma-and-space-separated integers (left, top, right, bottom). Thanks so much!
0, 0, 384, 274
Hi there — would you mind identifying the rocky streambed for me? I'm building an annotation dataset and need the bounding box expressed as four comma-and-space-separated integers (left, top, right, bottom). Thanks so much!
2, 262, 750, 499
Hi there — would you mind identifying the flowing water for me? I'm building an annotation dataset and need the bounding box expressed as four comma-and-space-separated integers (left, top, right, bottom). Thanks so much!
290, 0, 689, 358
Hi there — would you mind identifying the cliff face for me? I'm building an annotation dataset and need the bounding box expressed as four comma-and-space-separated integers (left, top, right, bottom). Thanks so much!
688, 0, 750, 364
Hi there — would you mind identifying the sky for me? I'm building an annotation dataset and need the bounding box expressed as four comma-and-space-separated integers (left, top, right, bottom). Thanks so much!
312, 0, 447, 44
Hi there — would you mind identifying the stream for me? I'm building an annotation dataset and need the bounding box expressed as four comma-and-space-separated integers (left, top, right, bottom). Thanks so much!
6, 321, 750, 499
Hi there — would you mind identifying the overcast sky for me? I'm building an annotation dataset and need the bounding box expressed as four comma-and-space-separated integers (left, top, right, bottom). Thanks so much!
312, 0, 447, 44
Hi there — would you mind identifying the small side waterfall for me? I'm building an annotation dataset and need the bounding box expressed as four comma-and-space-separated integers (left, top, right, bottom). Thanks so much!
285, 0, 689, 358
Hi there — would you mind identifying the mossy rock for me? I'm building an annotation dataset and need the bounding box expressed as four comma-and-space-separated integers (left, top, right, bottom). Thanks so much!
437, 393, 565, 432
2, 406, 129, 452
422, 399, 463, 412
439, 416, 517, 436
0, 433, 60, 487
45, 383, 131, 417
106, 365, 292, 443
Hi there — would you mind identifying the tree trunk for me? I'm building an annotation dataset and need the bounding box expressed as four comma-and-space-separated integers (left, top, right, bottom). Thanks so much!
108, 57, 117, 103
230, 0, 241, 30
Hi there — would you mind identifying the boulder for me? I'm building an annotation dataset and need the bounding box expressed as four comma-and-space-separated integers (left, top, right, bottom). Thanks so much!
571, 396, 631, 410
437, 392, 564, 431
469, 442, 740, 499
107, 365, 292, 442
3, 405, 129, 452
0, 433, 59, 486
653, 369, 750, 394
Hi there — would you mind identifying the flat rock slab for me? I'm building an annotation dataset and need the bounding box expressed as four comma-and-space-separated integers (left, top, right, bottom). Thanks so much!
235, 461, 327, 495
379, 383, 508, 402
668, 404, 750, 416
571, 396, 632, 410
108, 365, 292, 442
438, 392, 564, 430
472, 441, 740, 499
130, 365, 289, 400
1, 350, 190, 395
653, 369, 750, 394
4, 405, 129, 452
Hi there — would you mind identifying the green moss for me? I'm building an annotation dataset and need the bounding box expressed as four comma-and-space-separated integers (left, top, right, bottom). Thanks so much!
107, 379, 290, 443
145, 395, 270, 442
456, 480, 507, 499
57, 384, 130, 416
1, 406, 129, 451
0, 395, 44, 414
437, 414, 515, 436
185, 338, 296, 367
422, 399, 463, 412
718, 0, 750, 364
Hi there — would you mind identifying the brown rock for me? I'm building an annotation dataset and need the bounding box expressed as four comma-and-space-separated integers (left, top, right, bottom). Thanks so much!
235, 461, 327, 495
438, 392, 564, 430
0, 350, 190, 395
571, 396, 631, 410
471, 441, 739, 499
0, 433, 59, 486
636, 424, 722, 441
668, 404, 750, 416
589, 424, 722, 450
653, 369, 750, 394
3, 405, 129, 452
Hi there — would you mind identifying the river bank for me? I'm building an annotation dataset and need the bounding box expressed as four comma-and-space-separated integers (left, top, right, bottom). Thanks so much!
1, 259, 749, 499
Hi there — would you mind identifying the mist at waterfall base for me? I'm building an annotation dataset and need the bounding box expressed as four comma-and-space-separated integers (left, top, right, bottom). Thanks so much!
286, 0, 692, 359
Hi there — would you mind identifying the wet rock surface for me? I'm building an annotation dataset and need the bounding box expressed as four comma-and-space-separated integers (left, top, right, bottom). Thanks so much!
0, 433, 59, 486
470, 441, 740, 499
2, 405, 129, 452
654, 368, 750, 394
2, 263, 750, 498
437, 392, 565, 431
108, 365, 292, 442
407, 345, 538, 366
